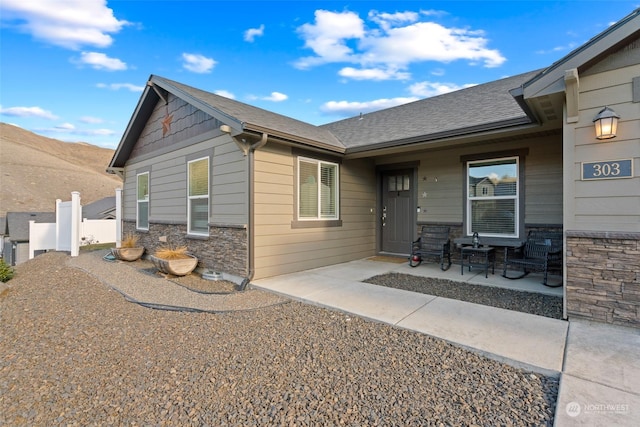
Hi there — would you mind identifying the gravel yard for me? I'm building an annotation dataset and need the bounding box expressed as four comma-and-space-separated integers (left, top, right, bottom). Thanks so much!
365, 273, 563, 319
1, 251, 558, 426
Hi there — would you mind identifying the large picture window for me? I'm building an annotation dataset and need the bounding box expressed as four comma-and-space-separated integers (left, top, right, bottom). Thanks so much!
136, 172, 149, 230
188, 157, 209, 235
298, 157, 339, 220
467, 157, 518, 237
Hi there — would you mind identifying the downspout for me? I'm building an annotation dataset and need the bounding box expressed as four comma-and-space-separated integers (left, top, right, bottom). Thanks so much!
244, 133, 268, 287
222, 129, 268, 289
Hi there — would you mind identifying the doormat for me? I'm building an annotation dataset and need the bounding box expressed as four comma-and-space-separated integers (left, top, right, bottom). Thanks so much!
367, 256, 407, 264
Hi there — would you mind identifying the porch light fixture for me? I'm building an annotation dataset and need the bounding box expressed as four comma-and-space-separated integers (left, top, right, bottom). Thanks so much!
593, 106, 620, 140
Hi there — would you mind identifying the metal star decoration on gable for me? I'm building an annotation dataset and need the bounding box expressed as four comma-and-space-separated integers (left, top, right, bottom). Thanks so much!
162, 112, 173, 136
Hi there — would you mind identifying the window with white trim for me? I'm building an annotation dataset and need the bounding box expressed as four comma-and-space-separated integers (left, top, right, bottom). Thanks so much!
298, 157, 339, 220
188, 157, 209, 235
137, 172, 149, 230
467, 157, 518, 237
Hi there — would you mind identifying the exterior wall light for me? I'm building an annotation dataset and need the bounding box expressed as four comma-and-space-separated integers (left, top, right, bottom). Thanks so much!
593, 106, 620, 140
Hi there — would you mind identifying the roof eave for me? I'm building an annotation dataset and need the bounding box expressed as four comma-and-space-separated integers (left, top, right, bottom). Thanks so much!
244, 123, 346, 154
344, 117, 535, 156
523, 8, 640, 99
108, 82, 158, 169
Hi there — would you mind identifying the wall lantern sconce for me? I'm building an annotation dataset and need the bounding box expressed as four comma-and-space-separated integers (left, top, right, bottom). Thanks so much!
593, 106, 620, 140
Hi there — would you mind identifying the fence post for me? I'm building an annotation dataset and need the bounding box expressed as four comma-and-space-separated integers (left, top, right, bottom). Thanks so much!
55, 199, 62, 251
71, 191, 81, 257
115, 188, 122, 248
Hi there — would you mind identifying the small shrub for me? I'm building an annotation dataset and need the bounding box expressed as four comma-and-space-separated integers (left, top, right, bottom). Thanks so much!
120, 233, 140, 248
0, 259, 14, 283
154, 245, 191, 260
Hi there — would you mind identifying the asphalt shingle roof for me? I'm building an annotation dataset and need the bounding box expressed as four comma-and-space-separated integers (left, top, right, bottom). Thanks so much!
155, 77, 345, 150
5, 212, 55, 242
82, 197, 116, 220
321, 70, 542, 150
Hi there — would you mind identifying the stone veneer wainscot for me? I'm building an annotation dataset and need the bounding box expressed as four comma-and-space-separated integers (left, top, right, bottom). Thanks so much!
123, 222, 247, 278
566, 231, 640, 327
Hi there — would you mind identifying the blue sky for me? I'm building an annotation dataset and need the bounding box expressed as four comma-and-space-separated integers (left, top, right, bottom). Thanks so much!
1, 1, 638, 149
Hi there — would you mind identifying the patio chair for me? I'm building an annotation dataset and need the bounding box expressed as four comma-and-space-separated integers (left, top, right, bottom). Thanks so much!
409, 225, 452, 270
502, 231, 563, 287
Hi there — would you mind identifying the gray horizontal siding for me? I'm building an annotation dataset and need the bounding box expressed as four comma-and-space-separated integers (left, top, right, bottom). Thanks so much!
122, 131, 247, 226
377, 133, 563, 228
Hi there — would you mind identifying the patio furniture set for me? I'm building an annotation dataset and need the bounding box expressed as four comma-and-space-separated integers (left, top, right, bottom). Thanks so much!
409, 225, 563, 287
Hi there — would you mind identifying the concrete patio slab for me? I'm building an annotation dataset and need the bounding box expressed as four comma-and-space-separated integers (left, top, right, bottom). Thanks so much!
300, 280, 437, 325
562, 319, 640, 393
554, 374, 640, 426
553, 319, 640, 426
396, 296, 568, 372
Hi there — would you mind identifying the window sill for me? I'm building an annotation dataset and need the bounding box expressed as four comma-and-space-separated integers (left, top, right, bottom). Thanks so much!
186, 233, 209, 240
291, 219, 342, 229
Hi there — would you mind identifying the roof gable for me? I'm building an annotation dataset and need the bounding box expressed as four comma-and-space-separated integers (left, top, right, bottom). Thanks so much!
109, 75, 344, 169
523, 8, 640, 99
82, 196, 116, 219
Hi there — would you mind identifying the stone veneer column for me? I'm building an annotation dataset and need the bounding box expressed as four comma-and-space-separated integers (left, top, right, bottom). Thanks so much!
566, 231, 640, 328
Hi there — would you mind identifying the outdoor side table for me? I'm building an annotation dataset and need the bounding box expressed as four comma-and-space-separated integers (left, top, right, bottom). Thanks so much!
460, 246, 495, 278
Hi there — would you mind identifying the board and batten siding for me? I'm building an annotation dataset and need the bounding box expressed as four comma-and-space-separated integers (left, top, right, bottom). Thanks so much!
375, 134, 563, 230
565, 63, 640, 232
253, 144, 377, 279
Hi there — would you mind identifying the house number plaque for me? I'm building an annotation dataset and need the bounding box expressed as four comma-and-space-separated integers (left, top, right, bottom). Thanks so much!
581, 159, 633, 180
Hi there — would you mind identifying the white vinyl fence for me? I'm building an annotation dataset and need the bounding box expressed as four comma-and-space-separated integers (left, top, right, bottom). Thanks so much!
28, 191, 117, 259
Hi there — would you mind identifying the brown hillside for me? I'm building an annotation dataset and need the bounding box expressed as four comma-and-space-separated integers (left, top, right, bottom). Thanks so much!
0, 123, 122, 216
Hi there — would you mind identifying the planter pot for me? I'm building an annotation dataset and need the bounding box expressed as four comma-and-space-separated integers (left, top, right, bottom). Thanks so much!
149, 254, 198, 276
112, 247, 145, 262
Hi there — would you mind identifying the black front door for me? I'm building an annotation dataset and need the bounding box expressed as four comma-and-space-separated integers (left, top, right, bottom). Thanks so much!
381, 170, 414, 254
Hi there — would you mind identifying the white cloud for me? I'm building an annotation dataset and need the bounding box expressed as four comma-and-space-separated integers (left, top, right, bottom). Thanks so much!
535, 42, 578, 55
295, 10, 365, 69
38, 125, 116, 137
0, 0, 129, 50
263, 92, 288, 102
409, 81, 476, 98
244, 24, 265, 42
78, 51, 127, 71
55, 122, 76, 131
338, 67, 410, 81
248, 92, 289, 102
367, 10, 419, 31
96, 82, 144, 92
182, 53, 216, 73
76, 128, 116, 136
321, 97, 418, 116
79, 116, 104, 124
214, 90, 235, 99
295, 9, 506, 80
0, 105, 58, 119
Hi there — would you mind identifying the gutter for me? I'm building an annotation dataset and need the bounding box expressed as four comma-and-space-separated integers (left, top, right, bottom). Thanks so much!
220, 127, 268, 288
344, 116, 535, 155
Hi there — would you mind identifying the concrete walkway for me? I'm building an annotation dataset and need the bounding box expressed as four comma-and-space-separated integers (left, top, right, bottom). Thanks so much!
252, 258, 640, 427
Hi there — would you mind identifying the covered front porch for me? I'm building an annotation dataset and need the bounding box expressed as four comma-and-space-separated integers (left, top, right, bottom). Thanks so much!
368, 255, 562, 298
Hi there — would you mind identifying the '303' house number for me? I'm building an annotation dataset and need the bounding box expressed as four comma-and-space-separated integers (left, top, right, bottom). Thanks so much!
581, 159, 633, 180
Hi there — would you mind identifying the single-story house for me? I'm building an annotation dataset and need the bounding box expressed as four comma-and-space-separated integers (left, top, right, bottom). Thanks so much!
108, 9, 640, 328
82, 196, 117, 220
2, 212, 56, 266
